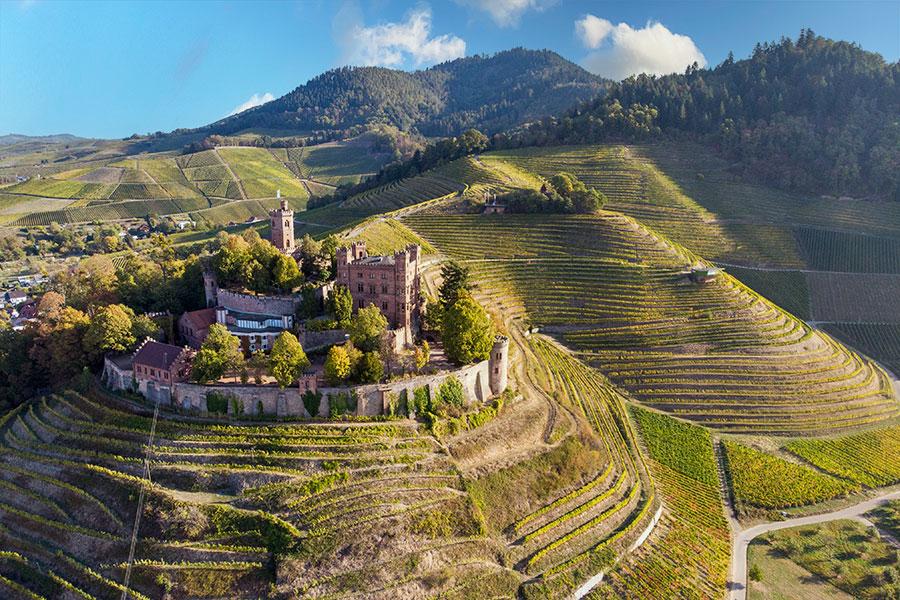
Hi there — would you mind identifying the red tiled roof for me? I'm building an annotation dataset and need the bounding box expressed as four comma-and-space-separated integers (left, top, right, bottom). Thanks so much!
133, 340, 186, 370
180, 307, 216, 331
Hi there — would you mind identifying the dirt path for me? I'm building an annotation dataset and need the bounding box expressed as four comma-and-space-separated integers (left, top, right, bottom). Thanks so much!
714, 260, 892, 277
727, 489, 900, 600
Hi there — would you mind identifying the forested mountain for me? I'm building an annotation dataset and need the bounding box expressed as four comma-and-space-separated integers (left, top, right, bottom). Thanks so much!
195, 48, 606, 137
505, 31, 899, 200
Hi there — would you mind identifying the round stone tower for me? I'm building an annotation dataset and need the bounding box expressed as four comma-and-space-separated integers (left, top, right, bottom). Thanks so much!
489, 335, 510, 396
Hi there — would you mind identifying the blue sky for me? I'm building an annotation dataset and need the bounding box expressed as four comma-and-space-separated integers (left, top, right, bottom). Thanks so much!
1, 0, 897, 138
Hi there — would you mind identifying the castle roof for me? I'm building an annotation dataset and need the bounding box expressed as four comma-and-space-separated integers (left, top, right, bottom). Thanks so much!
180, 307, 216, 331
133, 340, 188, 370
356, 255, 396, 266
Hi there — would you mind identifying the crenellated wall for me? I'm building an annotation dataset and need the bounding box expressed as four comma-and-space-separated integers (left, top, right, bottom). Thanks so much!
216, 288, 299, 317
168, 351, 506, 418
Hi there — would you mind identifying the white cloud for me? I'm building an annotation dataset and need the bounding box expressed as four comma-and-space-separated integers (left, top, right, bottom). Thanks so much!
458, 0, 557, 28
335, 4, 465, 68
575, 15, 706, 80
228, 92, 275, 117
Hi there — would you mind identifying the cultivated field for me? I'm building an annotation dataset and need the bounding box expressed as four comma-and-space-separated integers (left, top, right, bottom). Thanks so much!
0, 389, 516, 599
403, 212, 898, 434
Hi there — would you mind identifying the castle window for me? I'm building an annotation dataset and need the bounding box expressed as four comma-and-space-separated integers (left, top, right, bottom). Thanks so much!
357, 284, 364, 292
494, 368, 499, 374
284, 220, 289, 227
368, 285, 375, 294
382, 301, 387, 310
381, 273, 387, 280
381, 285, 388, 293
357, 272, 363, 279
369, 273, 375, 279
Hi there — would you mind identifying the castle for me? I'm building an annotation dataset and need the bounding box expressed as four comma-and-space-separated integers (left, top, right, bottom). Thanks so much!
270, 196, 295, 255
335, 241, 421, 337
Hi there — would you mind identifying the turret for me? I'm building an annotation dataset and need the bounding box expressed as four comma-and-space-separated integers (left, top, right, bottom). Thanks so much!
489, 335, 509, 396
202, 270, 218, 308
351, 241, 367, 260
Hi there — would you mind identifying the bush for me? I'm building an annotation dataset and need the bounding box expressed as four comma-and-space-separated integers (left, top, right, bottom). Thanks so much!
305, 317, 339, 332
302, 390, 322, 417
328, 391, 357, 418
434, 376, 464, 413
411, 386, 430, 416
749, 564, 762, 582
206, 392, 229, 414
356, 351, 384, 383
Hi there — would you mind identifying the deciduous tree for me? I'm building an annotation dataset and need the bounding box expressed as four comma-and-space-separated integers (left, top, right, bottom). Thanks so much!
348, 305, 388, 352
268, 331, 310, 388
442, 292, 494, 365
324, 344, 351, 384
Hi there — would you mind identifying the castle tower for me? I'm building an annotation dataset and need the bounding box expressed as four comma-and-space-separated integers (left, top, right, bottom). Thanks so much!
269, 198, 295, 254
202, 270, 218, 308
489, 335, 509, 396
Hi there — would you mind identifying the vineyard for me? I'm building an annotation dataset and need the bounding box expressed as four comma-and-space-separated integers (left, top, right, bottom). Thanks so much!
0, 388, 516, 598
784, 425, 900, 488
796, 227, 900, 274
822, 323, 900, 375
595, 408, 730, 599
402, 212, 898, 434
340, 218, 435, 255
726, 266, 810, 320
634, 142, 900, 240
486, 145, 804, 268
2, 144, 318, 225
217, 147, 307, 199
272, 142, 388, 186
512, 337, 656, 598
807, 272, 900, 323
721, 440, 856, 510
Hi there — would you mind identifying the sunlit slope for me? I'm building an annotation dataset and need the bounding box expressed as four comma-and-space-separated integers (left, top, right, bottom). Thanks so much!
403, 212, 898, 434
0, 390, 515, 599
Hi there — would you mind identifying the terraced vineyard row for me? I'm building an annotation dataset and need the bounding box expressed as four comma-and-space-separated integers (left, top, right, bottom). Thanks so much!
341, 218, 435, 255
403, 213, 898, 434
487, 145, 805, 268
0, 389, 508, 598
822, 323, 900, 375
518, 337, 656, 598
785, 425, 900, 488
14, 197, 212, 226
342, 171, 463, 212
596, 408, 730, 599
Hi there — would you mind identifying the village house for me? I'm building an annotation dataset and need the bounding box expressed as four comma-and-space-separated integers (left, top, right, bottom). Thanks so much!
132, 339, 194, 404
178, 307, 217, 349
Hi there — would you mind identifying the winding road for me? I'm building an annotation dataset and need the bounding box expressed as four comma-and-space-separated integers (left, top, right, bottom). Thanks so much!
727, 490, 900, 600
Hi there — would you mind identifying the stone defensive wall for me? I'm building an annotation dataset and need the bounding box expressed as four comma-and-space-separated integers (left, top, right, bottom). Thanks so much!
217, 288, 299, 316
172, 357, 499, 418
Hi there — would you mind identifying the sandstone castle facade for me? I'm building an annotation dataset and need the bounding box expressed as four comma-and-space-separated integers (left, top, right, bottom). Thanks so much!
335, 241, 421, 333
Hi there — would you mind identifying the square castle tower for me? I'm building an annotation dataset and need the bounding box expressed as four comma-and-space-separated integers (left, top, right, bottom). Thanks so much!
269, 196, 295, 254
335, 241, 421, 333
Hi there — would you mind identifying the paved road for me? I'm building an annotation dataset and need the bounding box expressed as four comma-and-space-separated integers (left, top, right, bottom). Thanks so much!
727, 490, 900, 600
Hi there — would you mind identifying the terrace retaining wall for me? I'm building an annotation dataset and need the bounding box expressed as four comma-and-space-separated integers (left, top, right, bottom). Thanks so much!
170, 357, 497, 417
